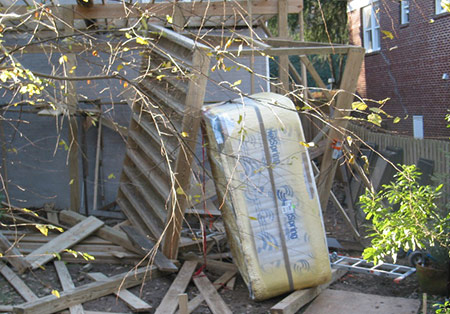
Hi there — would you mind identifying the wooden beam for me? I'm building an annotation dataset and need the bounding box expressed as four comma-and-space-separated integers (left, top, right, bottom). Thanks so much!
299, 55, 331, 100
175, 270, 236, 314
87, 272, 152, 312
162, 48, 211, 260
25, 216, 104, 269
314, 47, 365, 213
58, 210, 141, 255
192, 272, 232, 314
178, 294, 189, 314
54, 261, 85, 314
121, 225, 178, 273
270, 269, 347, 314
0, 230, 30, 273
234, 46, 354, 57
154, 261, 198, 314
0, 262, 38, 302
13, 266, 161, 314
70, 0, 302, 20
278, 0, 289, 92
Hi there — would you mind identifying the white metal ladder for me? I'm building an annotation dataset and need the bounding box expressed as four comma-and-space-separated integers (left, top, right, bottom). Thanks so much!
329, 252, 416, 283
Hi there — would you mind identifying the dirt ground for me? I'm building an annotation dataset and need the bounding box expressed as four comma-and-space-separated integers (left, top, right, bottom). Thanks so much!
0, 194, 447, 313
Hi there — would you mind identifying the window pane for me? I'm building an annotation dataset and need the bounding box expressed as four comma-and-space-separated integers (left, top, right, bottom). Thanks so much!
363, 6, 372, 28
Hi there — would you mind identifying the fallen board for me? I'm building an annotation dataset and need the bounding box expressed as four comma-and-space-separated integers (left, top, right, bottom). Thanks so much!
270, 268, 347, 314
302, 289, 421, 314
192, 272, 232, 314
0, 231, 30, 273
154, 261, 198, 314
54, 261, 84, 314
25, 216, 104, 269
175, 270, 236, 314
87, 272, 152, 312
0, 262, 37, 302
13, 266, 161, 314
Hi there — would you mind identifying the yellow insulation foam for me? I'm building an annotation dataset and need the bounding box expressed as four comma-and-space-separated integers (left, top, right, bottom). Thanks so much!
202, 92, 331, 300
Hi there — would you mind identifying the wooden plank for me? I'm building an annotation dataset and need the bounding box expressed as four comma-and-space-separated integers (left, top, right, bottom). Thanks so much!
25, 216, 104, 269
270, 268, 347, 314
154, 261, 198, 314
0, 262, 37, 302
0, 305, 13, 312
178, 294, 189, 314
182, 254, 237, 275
162, 48, 211, 260
121, 225, 178, 273
119, 184, 164, 238
58, 210, 142, 255
54, 261, 85, 314
317, 48, 365, 210
13, 266, 161, 314
0, 230, 30, 273
175, 270, 236, 314
87, 272, 152, 312
278, 0, 289, 92
192, 272, 232, 314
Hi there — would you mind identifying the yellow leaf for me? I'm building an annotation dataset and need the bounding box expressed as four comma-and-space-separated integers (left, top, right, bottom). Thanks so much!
52, 290, 60, 298
22, 208, 38, 217
346, 136, 353, 147
232, 79, 242, 86
393, 117, 401, 124
125, 32, 132, 39
367, 113, 382, 126
107, 173, 116, 179
35, 224, 48, 236
123, 82, 129, 88
176, 187, 185, 195
352, 101, 367, 111
381, 30, 394, 40
0, 253, 3, 257
429, 19, 435, 23
156, 74, 165, 81
69, 179, 74, 185
136, 37, 149, 45
117, 64, 124, 71
69, 66, 76, 74
248, 216, 258, 220
166, 15, 173, 24
92, 50, 98, 57
299, 141, 311, 148
181, 131, 188, 138
58, 55, 68, 64
349, 154, 355, 165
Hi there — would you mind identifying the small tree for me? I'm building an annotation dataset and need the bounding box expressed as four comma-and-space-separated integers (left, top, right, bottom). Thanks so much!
359, 164, 450, 266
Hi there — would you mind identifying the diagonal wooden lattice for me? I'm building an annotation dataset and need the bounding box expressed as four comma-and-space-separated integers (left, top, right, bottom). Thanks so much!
117, 24, 211, 258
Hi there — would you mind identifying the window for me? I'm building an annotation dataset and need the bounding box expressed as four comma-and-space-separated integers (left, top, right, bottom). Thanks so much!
436, 0, 449, 14
413, 115, 424, 139
362, 2, 380, 53
400, 0, 410, 24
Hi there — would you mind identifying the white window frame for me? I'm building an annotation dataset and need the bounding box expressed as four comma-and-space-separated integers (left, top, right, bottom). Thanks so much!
400, 0, 410, 24
362, 2, 381, 53
413, 115, 424, 139
436, 0, 448, 14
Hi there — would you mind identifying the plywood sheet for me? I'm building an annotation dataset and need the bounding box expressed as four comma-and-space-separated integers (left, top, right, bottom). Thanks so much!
303, 289, 420, 314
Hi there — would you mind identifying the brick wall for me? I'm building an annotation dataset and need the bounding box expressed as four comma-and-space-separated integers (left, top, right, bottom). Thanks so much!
348, 0, 450, 139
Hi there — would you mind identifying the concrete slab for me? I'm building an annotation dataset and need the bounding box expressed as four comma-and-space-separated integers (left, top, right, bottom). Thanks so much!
303, 289, 420, 314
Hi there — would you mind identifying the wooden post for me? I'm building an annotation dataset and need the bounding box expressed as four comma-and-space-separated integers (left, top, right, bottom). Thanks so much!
278, 0, 289, 93
162, 48, 211, 260
316, 48, 365, 210
61, 8, 81, 212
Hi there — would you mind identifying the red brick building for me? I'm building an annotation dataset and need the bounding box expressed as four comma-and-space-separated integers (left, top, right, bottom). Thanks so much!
347, 0, 450, 139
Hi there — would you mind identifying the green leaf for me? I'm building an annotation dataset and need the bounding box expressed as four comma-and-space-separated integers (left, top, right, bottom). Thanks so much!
107, 173, 116, 180
367, 113, 382, 126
